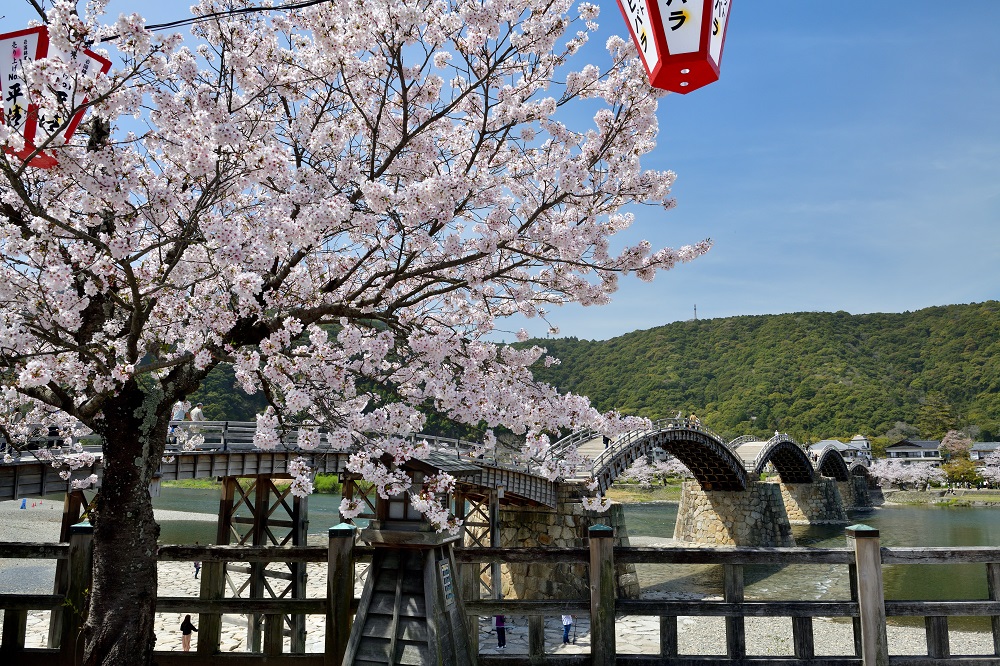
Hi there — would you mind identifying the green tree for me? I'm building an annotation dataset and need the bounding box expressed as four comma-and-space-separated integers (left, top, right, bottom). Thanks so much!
917, 392, 957, 440
942, 458, 981, 487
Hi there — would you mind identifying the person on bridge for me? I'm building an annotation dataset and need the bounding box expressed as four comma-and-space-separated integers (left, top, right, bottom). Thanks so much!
171, 401, 189, 422
189, 403, 205, 422
180, 614, 198, 651
561, 614, 573, 644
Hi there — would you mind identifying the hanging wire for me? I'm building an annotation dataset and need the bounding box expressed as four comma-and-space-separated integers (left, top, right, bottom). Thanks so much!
92, 0, 333, 42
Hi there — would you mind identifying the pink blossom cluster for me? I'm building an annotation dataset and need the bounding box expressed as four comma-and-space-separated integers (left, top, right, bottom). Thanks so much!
621, 456, 692, 488
287, 456, 314, 497
979, 450, 1000, 484
867, 459, 945, 490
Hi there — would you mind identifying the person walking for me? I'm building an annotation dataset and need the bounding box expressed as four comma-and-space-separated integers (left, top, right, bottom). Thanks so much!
171, 401, 189, 422
495, 614, 506, 650
561, 614, 573, 644
180, 614, 198, 652
189, 403, 205, 422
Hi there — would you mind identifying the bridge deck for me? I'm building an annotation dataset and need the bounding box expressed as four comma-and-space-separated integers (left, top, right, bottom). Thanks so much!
2, 431, 559, 507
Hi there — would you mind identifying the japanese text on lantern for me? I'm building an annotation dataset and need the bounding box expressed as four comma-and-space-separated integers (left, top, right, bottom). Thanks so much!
709, 0, 731, 63
0, 26, 111, 168
659, 0, 704, 55
622, 0, 660, 73
3, 34, 38, 133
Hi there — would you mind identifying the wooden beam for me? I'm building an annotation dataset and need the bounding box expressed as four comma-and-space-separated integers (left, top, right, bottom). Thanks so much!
326, 524, 354, 666
724, 563, 745, 659
588, 525, 615, 666
847, 525, 888, 666
988, 562, 1000, 655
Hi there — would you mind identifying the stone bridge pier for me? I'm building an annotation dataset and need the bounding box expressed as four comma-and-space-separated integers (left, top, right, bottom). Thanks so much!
838, 475, 873, 509
673, 480, 795, 546
497, 485, 640, 601
776, 477, 848, 524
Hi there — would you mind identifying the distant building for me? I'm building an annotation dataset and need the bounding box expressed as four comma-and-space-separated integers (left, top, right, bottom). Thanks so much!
970, 441, 1000, 461
885, 439, 942, 466
808, 436, 872, 464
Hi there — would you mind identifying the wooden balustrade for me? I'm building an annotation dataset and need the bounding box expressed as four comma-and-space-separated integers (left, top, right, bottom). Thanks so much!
3, 526, 1000, 664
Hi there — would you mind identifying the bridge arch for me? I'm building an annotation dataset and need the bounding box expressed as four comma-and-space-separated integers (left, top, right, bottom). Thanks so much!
590, 425, 749, 492
732, 436, 815, 484
756, 439, 815, 483
850, 461, 872, 480
815, 445, 851, 481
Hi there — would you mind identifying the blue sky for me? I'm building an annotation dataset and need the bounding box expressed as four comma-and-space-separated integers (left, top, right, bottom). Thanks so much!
582, 1, 1000, 341
4, 1, 1000, 341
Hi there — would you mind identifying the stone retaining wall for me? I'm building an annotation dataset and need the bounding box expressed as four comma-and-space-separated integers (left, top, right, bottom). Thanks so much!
498, 486, 640, 600
778, 478, 848, 524
673, 480, 794, 546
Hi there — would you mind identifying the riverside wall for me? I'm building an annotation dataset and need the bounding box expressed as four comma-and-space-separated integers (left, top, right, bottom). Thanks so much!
672, 480, 794, 546
497, 487, 640, 600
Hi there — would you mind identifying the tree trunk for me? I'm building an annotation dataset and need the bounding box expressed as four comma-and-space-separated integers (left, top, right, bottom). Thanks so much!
81, 387, 167, 666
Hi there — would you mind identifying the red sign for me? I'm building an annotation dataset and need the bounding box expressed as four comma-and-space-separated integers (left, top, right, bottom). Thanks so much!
1, 26, 112, 168
616, 0, 732, 94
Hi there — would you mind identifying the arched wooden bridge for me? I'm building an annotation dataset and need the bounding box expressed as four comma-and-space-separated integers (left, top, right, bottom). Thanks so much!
1, 419, 859, 507
560, 419, 861, 493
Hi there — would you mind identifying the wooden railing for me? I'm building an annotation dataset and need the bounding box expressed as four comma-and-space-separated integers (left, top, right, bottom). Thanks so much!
456, 525, 1000, 666
4, 525, 1000, 665
0, 524, 366, 666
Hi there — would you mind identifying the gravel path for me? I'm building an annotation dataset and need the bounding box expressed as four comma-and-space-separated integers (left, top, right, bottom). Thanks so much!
0, 501, 994, 656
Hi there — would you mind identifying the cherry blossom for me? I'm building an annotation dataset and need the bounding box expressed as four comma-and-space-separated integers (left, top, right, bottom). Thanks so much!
0, 0, 709, 662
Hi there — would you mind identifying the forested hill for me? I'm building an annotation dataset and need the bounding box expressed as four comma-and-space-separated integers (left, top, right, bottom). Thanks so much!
522, 302, 1000, 444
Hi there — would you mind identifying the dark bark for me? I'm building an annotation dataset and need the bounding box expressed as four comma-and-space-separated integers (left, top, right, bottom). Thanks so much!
81, 384, 167, 666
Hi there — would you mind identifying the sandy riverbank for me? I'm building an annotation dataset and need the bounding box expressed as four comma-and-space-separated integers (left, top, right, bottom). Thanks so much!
0, 501, 995, 656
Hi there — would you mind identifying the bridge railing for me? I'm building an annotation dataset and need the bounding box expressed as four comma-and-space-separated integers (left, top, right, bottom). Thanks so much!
5, 526, 1000, 664
457, 526, 1000, 666
579, 418, 727, 483
166, 422, 544, 476
0, 525, 372, 665
727, 434, 762, 448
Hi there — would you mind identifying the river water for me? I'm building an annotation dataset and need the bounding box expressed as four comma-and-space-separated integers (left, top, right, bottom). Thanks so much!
623, 502, 1000, 629
153, 489, 1000, 611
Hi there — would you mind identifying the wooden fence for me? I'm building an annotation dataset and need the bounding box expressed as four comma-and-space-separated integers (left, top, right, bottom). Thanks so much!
3, 524, 1000, 665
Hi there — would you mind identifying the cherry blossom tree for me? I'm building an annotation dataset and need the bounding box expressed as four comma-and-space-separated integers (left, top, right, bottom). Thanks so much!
621, 455, 691, 487
0, 0, 709, 662
979, 449, 1000, 486
868, 459, 944, 490
940, 429, 973, 460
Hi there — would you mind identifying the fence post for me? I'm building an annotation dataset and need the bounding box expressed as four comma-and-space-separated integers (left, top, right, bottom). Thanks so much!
723, 563, 745, 659
327, 523, 355, 666
60, 521, 93, 666
48, 490, 88, 648
987, 562, 1000, 654
1, 609, 27, 657
528, 615, 545, 663
455, 491, 480, 657
263, 613, 283, 656
847, 524, 888, 666
589, 524, 615, 666
198, 557, 225, 654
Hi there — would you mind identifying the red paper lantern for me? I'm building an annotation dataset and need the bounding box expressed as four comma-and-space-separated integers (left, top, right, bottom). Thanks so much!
616, 0, 732, 94
0, 26, 112, 168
